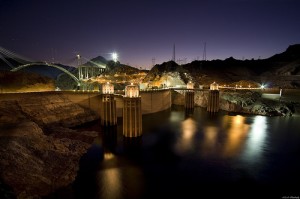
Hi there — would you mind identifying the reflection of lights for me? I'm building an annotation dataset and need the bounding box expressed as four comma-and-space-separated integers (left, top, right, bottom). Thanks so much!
234, 115, 243, 126
175, 118, 197, 154
243, 116, 267, 161
223, 115, 250, 157
204, 127, 217, 145
170, 111, 184, 122
182, 118, 197, 139
104, 152, 114, 160
99, 168, 122, 199
202, 126, 218, 155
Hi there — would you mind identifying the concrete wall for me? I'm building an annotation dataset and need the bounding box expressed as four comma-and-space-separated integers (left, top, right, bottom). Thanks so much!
0, 90, 172, 117
63, 90, 172, 117
61, 91, 102, 116
171, 89, 208, 107
140, 90, 172, 114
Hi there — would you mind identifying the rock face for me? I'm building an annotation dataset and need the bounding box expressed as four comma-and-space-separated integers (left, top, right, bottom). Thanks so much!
220, 90, 294, 116
0, 70, 55, 92
0, 93, 99, 198
172, 89, 295, 116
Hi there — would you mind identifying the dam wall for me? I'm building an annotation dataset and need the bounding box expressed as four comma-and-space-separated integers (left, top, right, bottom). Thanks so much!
0, 90, 172, 117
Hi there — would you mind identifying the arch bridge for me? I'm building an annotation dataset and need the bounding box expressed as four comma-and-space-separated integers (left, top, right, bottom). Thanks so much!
11, 62, 80, 84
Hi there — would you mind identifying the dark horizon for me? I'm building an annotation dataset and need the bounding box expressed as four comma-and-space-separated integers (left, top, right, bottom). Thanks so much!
0, 0, 299, 69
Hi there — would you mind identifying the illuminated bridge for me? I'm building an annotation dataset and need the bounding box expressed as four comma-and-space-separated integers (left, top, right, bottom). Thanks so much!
0, 46, 106, 88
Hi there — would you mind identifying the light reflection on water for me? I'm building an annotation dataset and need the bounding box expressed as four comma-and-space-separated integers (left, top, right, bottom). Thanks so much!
222, 115, 250, 158
174, 118, 197, 154
242, 116, 268, 163
47, 106, 300, 199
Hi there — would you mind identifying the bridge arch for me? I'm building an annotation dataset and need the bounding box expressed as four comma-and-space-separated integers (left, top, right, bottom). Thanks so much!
11, 62, 80, 84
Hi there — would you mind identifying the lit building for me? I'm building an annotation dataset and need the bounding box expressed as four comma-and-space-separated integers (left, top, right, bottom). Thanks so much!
187, 81, 194, 89
123, 83, 142, 137
102, 82, 114, 94
207, 82, 220, 112
100, 82, 117, 126
210, 82, 219, 90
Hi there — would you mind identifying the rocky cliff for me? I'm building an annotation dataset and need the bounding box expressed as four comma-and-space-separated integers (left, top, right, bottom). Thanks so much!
0, 70, 55, 92
172, 89, 295, 116
0, 93, 99, 198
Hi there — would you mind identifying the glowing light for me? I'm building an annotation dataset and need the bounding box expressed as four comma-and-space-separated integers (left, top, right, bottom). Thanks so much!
112, 52, 118, 62
187, 81, 194, 89
261, 85, 265, 89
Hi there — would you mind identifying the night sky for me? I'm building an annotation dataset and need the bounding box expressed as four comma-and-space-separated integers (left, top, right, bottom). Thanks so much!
0, 0, 299, 69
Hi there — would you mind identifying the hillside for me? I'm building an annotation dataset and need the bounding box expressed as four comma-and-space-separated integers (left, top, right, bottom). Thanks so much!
0, 70, 55, 92
143, 44, 300, 88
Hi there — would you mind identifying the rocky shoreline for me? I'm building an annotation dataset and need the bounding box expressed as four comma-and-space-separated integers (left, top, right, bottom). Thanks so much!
173, 89, 296, 116
0, 93, 99, 199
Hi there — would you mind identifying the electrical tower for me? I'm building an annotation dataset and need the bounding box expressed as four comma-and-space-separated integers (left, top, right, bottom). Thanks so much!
202, 42, 206, 61
172, 44, 176, 62
152, 57, 156, 67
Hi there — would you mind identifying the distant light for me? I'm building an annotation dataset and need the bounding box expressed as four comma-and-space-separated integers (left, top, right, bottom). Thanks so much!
261, 85, 265, 89
112, 52, 118, 62
76, 54, 80, 59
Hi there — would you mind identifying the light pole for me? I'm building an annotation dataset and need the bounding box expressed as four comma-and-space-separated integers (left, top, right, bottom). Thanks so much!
76, 54, 82, 80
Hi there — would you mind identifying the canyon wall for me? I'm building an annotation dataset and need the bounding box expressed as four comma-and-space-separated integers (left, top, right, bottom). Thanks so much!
171, 89, 295, 116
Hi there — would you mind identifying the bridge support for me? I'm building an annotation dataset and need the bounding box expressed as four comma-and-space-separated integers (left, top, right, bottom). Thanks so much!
100, 94, 117, 126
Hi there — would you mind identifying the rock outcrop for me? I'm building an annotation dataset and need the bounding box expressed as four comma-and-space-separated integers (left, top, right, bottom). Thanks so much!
172, 89, 295, 116
220, 90, 294, 116
0, 93, 99, 198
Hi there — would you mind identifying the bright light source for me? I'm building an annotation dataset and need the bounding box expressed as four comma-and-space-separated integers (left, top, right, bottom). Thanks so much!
260, 85, 265, 89
112, 52, 118, 62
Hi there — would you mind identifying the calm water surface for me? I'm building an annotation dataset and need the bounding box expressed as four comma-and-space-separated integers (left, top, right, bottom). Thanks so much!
47, 106, 300, 199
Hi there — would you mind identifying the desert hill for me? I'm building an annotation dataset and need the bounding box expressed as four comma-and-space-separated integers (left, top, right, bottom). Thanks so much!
144, 44, 300, 88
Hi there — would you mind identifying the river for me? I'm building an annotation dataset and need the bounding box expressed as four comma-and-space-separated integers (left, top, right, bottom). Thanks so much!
45, 105, 300, 199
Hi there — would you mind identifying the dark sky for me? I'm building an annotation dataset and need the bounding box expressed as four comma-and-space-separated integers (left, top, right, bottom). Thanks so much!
0, 0, 299, 69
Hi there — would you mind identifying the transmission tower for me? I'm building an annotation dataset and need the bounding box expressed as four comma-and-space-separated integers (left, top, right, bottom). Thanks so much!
152, 57, 156, 67
202, 42, 206, 61
172, 44, 176, 62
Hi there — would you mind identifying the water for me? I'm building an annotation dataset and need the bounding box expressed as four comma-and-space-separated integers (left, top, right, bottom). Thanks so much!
47, 106, 300, 199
